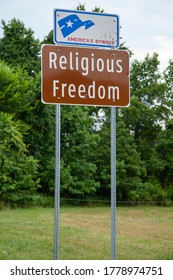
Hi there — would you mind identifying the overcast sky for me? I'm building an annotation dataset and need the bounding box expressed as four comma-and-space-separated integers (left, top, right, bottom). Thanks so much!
0, 0, 173, 71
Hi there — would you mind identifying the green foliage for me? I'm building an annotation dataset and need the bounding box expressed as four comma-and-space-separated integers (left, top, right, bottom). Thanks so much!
0, 112, 40, 206
129, 182, 172, 205
122, 54, 168, 173
163, 59, 173, 97
0, 13, 173, 206
0, 18, 40, 76
41, 30, 53, 44
76, 4, 86, 11
116, 118, 146, 200
21, 72, 56, 195
150, 120, 173, 189
91, 109, 146, 200
0, 60, 35, 115
60, 106, 100, 197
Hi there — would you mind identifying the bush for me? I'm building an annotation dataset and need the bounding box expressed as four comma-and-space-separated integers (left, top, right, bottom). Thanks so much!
129, 182, 172, 205
0, 112, 40, 206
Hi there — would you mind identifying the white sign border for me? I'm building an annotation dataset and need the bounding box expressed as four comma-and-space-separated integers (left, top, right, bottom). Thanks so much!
53, 9, 119, 49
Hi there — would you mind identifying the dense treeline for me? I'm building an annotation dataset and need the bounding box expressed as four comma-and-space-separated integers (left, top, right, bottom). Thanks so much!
0, 7, 173, 207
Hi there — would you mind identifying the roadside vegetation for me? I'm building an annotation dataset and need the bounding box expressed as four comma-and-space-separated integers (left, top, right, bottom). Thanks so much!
1, 4, 173, 208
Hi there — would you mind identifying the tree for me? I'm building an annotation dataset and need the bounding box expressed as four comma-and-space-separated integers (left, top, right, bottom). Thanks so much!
0, 18, 40, 76
0, 112, 40, 206
163, 59, 173, 117
0, 59, 55, 196
1, 8, 172, 205
116, 117, 146, 200
151, 120, 173, 189
122, 54, 167, 166
0, 60, 35, 115
60, 105, 100, 198
0, 17, 56, 196
23, 72, 56, 195
93, 110, 145, 201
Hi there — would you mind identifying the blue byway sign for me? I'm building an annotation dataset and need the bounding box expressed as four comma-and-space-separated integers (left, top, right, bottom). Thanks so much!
54, 9, 119, 48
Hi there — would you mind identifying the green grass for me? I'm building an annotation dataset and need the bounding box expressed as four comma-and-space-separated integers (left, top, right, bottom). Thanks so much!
0, 206, 173, 260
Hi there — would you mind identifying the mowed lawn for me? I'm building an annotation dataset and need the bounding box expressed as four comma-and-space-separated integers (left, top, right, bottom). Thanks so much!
0, 206, 173, 260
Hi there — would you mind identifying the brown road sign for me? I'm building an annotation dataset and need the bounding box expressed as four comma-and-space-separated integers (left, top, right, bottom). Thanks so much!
41, 44, 130, 107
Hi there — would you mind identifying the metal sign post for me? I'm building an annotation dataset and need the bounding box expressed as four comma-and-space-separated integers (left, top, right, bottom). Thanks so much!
54, 104, 61, 260
111, 107, 116, 259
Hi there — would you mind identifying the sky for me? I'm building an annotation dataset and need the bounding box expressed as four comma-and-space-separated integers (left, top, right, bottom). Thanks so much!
0, 0, 173, 71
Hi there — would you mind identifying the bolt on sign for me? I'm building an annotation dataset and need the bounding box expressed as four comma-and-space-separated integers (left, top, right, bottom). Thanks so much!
41, 44, 130, 107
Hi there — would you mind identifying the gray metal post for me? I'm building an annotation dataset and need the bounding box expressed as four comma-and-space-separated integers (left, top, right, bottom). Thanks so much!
111, 106, 116, 260
54, 104, 61, 260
